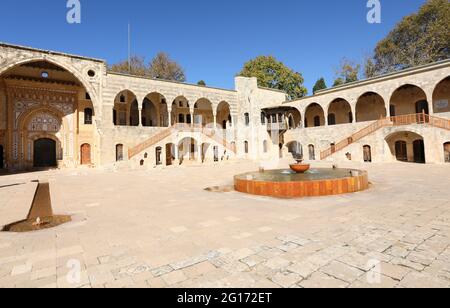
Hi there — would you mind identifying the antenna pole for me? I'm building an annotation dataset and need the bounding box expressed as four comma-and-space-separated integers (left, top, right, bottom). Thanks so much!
128, 23, 131, 73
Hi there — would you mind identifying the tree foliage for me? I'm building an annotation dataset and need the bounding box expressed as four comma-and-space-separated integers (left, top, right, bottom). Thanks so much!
333, 58, 361, 86
149, 52, 186, 82
370, 0, 450, 75
197, 80, 206, 86
109, 53, 186, 82
109, 56, 148, 76
312, 78, 327, 94
238, 56, 307, 100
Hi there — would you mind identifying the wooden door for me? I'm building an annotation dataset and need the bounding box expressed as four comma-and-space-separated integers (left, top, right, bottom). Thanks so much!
395, 141, 407, 162
81, 144, 91, 165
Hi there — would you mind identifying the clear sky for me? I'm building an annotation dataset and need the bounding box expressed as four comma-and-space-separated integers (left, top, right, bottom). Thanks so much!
0, 0, 427, 93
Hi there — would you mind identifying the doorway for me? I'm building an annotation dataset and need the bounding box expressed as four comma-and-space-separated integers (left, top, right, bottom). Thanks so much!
444, 142, 450, 163
413, 140, 426, 163
34, 138, 57, 168
395, 141, 408, 162
0, 145, 3, 169
80, 144, 91, 165
363, 145, 372, 162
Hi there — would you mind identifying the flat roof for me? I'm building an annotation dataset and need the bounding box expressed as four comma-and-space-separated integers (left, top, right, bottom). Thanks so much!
107, 71, 237, 93
284, 59, 450, 104
0, 42, 105, 63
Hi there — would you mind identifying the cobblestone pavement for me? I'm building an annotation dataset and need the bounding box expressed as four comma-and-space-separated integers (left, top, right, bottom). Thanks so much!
0, 160, 449, 288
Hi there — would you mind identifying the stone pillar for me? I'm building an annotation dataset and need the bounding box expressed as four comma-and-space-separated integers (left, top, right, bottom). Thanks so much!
213, 112, 217, 130
351, 103, 357, 123
191, 112, 194, 128
168, 107, 172, 127
138, 108, 142, 127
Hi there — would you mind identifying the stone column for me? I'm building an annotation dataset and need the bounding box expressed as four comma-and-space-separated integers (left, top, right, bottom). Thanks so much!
138, 108, 142, 127
168, 107, 172, 127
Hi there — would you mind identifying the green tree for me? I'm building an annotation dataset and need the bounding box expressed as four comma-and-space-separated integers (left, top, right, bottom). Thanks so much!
313, 78, 327, 94
364, 57, 377, 79
109, 56, 148, 76
149, 52, 186, 82
334, 58, 361, 84
333, 78, 345, 87
371, 0, 450, 75
197, 80, 206, 86
238, 56, 307, 100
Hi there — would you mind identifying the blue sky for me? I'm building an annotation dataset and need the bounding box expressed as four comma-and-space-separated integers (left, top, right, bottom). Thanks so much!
0, 0, 426, 93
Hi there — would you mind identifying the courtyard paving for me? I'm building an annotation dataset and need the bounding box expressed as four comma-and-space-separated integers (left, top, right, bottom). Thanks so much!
0, 160, 450, 288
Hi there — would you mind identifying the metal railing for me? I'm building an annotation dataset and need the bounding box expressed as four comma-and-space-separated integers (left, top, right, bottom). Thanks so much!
128, 124, 236, 159
320, 113, 450, 160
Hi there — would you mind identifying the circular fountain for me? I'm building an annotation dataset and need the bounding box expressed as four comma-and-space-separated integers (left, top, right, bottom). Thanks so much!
235, 164, 369, 199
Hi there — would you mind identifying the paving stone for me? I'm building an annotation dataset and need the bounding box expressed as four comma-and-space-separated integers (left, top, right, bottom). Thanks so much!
161, 270, 188, 286
264, 257, 291, 270
350, 271, 399, 288
320, 261, 365, 283
299, 272, 349, 288
270, 271, 303, 288
399, 272, 449, 288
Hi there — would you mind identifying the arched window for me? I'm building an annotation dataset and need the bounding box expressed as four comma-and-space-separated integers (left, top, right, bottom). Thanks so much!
444, 142, 450, 163
0, 145, 4, 169
288, 115, 294, 129
328, 113, 336, 126
80, 144, 91, 165
186, 114, 192, 124
263, 140, 268, 153
178, 114, 185, 123
308, 145, 315, 160
156, 147, 162, 165
116, 144, 124, 162
261, 112, 266, 125
314, 116, 321, 127
84, 108, 93, 125
244, 113, 250, 126
244, 141, 249, 154
363, 145, 372, 162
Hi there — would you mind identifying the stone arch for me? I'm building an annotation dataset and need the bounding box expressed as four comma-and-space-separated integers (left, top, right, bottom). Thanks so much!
113, 90, 138, 126
171, 96, 190, 126
143, 92, 169, 127
356, 92, 386, 122
178, 137, 198, 164
328, 98, 352, 125
18, 107, 68, 168
385, 131, 426, 163
194, 98, 214, 127
217, 101, 232, 129
390, 84, 428, 116
286, 108, 302, 129
432, 76, 450, 114
0, 57, 99, 112
305, 103, 325, 127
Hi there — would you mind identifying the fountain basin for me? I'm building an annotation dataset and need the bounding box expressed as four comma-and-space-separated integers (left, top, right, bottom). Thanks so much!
234, 168, 369, 199
289, 164, 310, 173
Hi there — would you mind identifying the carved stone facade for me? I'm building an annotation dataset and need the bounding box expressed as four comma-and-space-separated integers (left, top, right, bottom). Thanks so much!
0, 43, 449, 172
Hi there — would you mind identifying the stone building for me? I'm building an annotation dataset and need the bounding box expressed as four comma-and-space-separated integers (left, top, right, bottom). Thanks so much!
0, 43, 449, 172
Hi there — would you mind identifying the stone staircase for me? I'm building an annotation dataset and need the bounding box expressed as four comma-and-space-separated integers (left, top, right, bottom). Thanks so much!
320, 113, 450, 160
128, 123, 236, 159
